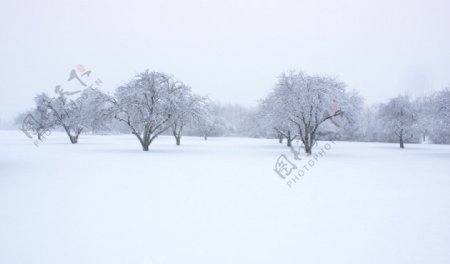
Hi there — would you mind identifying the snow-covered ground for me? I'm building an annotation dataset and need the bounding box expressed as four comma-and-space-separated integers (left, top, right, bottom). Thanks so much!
1, 130, 449, 264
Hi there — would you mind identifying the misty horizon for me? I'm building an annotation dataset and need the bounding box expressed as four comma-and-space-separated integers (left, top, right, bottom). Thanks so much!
1, 0, 450, 121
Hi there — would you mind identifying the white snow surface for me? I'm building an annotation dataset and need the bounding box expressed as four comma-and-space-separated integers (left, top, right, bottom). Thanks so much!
1, 131, 449, 264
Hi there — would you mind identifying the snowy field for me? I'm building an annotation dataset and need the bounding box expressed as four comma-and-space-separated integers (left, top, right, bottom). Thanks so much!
1, 130, 450, 264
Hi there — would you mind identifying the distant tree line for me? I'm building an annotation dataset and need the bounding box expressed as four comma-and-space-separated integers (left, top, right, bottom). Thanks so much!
17, 69, 450, 152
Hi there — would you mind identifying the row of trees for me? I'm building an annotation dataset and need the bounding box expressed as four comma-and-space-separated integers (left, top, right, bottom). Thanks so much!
256, 72, 450, 151
19, 71, 223, 151
19, 69, 450, 152
365, 90, 450, 146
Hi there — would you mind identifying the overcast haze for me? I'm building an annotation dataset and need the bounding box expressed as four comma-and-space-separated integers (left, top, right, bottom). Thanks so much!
1, 0, 449, 121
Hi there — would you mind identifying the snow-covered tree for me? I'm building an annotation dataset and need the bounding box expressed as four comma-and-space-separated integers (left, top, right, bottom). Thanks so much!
194, 99, 227, 140
79, 88, 115, 134
269, 71, 356, 154
258, 93, 297, 146
378, 95, 418, 148
170, 87, 204, 145
112, 70, 182, 151
331, 90, 365, 141
45, 91, 99, 144
428, 88, 450, 144
414, 95, 434, 142
19, 88, 113, 144
358, 104, 383, 142
19, 93, 55, 141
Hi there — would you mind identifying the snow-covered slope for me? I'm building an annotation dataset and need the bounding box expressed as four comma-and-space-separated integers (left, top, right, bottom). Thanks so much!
1, 131, 449, 264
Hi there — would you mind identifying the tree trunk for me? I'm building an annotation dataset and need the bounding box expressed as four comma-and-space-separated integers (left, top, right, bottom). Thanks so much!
70, 136, 78, 144
286, 131, 292, 147
400, 130, 404, 149
204, 134, 207, 140
71, 131, 82, 144
278, 133, 283, 143
142, 144, 149, 151
172, 129, 178, 145
304, 143, 312, 155
63, 126, 77, 144
172, 126, 183, 146
67, 133, 78, 144
135, 131, 151, 151
287, 138, 292, 147
142, 137, 150, 151
303, 134, 312, 155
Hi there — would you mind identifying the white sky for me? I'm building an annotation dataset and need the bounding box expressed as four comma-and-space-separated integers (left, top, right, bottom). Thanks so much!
0, 0, 449, 121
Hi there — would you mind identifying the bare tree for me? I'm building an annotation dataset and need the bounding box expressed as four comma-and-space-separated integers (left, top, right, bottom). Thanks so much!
269, 71, 355, 154
112, 70, 182, 151
379, 95, 417, 148
43, 93, 93, 144
80, 88, 115, 134
259, 94, 296, 147
427, 88, 450, 144
194, 99, 226, 140
171, 90, 204, 145
18, 93, 55, 141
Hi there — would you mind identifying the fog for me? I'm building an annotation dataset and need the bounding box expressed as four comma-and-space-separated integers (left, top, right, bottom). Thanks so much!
1, 0, 449, 121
